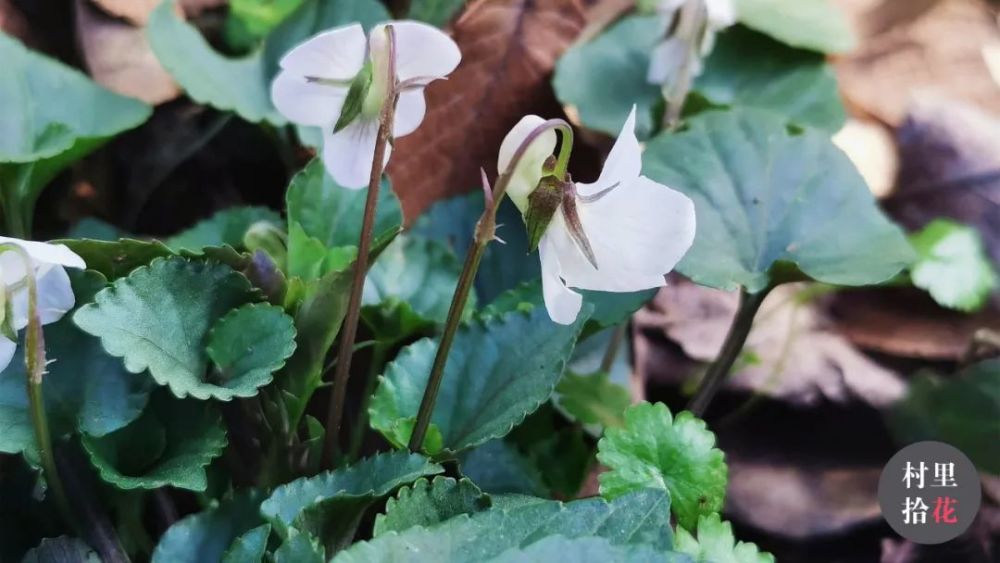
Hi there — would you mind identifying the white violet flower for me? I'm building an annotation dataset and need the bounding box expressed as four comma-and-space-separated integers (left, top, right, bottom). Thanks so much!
497, 108, 697, 325
271, 21, 461, 188
647, 0, 736, 85
0, 237, 86, 372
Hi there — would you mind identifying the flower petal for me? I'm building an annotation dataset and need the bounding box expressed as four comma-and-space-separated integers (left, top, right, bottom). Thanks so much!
646, 36, 688, 85
497, 115, 556, 213
271, 71, 350, 127
552, 176, 696, 292
539, 234, 583, 325
371, 21, 461, 82
0, 335, 15, 374
278, 23, 367, 80
654, 0, 687, 16
0, 237, 85, 271
706, 0, 736, 29
10, 265, 75, 329
321, 118, 392, 189
576, 106, 641, 197
393, 89, 427, 137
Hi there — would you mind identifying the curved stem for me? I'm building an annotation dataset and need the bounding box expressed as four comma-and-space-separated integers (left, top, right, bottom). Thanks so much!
686, 287, 770, 417
322, 26, 399, 469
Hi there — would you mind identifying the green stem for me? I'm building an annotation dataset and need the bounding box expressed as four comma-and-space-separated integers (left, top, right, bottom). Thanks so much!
347, 342, 388, 461
686, 287, 770, 417
600, 323, 627, 374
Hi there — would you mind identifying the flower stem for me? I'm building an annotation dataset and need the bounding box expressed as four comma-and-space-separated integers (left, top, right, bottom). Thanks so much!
322, 26, 399, 469
600, 323, 627, 374
408, 119, 574, 452
687, 287, 770, 417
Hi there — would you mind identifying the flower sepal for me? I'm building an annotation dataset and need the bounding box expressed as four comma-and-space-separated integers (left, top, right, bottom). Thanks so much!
333, 62, 374, 133
524, 175, 567, 253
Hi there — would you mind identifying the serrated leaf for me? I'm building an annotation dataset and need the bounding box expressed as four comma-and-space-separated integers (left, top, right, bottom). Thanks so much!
643, 109, 914, 293
374, 477, 490, 537
675, 514, 774, 563
459, 439, 549, 497
491, 535, 687, 563
152, 492, 265, 563
221, 524, 271, 563
370, 306, 589, 453
22, 536, 100, 563
260, 451, 443, 537
83, 393, 227, 491
74, 257, 261, 400
147, 0, 388, 124
735, 0, 855, 54
909, 219, 997, 312
166, 206, 283, 253
333, 489, 676, 563
273, 532, 324, 563
0, 271, 152, 456
598, 402, 727, 530
206, 303, 297, 394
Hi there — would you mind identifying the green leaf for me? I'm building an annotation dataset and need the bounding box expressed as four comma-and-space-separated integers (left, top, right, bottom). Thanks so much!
643, 109, 914, 293
374, 477, 490, 537
555, 371, 631, 431
273, 533, 324, 563
0, 34, 150, 224
909, 219, 997, 312
58, 238, 174, 280
22, 537, 100, 563
735, 0, 855, 54
83, 393, 227, 491
147, 0, 388, 124
226, 0, 306, 49
409, 0, 466, 26
0, 271, 152, 456
260, 451, 443, 536
675, 514, 774, 563
370, 305, 589, 453
152, 492, 265, 563
510, 416, 592, 498
332, 489, 676, 563
166, 206, 283, 253
74, 257, 261, 400
597, 402, 727, 530
222, 524, 271, 563
887, 360, 1000, 473
206, 303, 297, 394
491, 535, 685, 563
459, 440, 550, 497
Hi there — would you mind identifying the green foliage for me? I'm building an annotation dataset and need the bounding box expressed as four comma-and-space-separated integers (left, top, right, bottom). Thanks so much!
642, 109, 914, 293
83, 394, 227, 491
226, 0, 306, 50
735, 0, 856, 54
58, 238, 175, 280
221, 524, 271, 563
555, 371, 631, 430
409, 0, 466, 26
459, 440, 550, 497
909, 219, 997, 312
22, 536, 100, 563
206, 303, 297, 393
598, 402, 728, 531
74, 257, 261, 400
374, 477, 491, 537
166, 206, 283, 253
152, 492, 266, 563
370, 306, 589, 453
675, 514, 774, 562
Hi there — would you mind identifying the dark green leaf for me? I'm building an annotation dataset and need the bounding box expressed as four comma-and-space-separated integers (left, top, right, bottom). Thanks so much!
908, 219, 997, 312
166, 206, 283, 253
374, 477, 490, 537
57, 239, 174, 280
459, 440, 549, 497
152, 492, 265, 562
273, 533, 324, 563
409, 0, 466, 26
491, 535, 687, 563
206, 303, 297, 395
735, 0, 855, 54
221, 524, 271, 563
22, 537, 100, 563
675, 514, 774, 562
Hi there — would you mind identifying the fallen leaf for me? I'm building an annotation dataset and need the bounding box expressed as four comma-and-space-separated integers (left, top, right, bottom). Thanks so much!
0, 0, 30, 44
388, 0, 586, 220
76, 0, 180, 105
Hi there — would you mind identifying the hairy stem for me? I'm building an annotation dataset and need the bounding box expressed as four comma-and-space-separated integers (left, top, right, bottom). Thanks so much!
687, 287, 770, 417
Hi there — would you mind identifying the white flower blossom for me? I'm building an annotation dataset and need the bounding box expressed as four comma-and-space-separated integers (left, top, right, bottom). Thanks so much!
271, 21, 461, 188
647, 0, 736, 85
0, 237, 86, 372
498, 108, 697, 325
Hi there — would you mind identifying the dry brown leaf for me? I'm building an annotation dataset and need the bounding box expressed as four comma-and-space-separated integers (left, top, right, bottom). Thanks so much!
388, 0, 586, 220
90, 0, 224, 25
0, 0, 31, 43
76, 0, 180, 105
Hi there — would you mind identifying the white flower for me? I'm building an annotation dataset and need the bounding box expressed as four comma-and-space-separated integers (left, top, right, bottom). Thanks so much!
0, 237, 86, 372
497, 108, 697, 325
271, 21, 461, 188
647, 0, 735, 85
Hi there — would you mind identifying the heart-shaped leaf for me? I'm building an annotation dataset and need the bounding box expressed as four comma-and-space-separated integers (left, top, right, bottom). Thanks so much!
74, 257, 260, 400
369, 305, 589, 453
675, 514, 774, 563
374, 477, 490, 537
908, 219, 997, 312
735, 0, 855, 54
642, 109, 914, 293
598, 402, 727, 531
152, 492, 266, 563
166, 206, 283, 253
206, 303, 297, 395
458, 440, 550, 497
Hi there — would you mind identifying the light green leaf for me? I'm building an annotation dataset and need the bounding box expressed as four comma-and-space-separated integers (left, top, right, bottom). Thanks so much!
0, 271, 152, 456
22, 537, 100, 563
206, 303, 297, 394
597, 402, 727, 530
643, 109, 914, 293
374, 477, 490, 537
555, 371, 631, 431
147, 0, 388, 124
370, 305, 589, 453
287, 223, 356, 281
409, 0, 466, 26
74, 257, 260, 400
909, 219, 997, 312
166, 206, 283, 253
222, 524, 271, 563
333, 489, 676, 563
226, 0, 306, 49
675, 514, 774, 563
735, 0, 855, 54
491, 535, 685, 563
887, 360, 1000, 473
152, 492, 265, 563
58, 238, 174, 280
83, 394, 227, 491
459, 440, 550, 497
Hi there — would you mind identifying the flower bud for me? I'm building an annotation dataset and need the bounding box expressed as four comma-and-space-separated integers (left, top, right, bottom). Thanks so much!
243, 221, 288, 267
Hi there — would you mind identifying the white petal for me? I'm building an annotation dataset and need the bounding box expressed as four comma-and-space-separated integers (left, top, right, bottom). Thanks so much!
706, 0, 737, 28
0, 249, 28, 287
655, 0, 686, 16
271, 71, 350, 127
9, 265, 75, 329
539, 234, 583, 325
647, 37, 688, 85
0, 335, 15, 374
553, 176, 696, 292
321, 118, 392, 189
371, 21, 461, 82
393, 89, 426, 137
497, 115, 556, 213
278, 23, 367, 80
0, 237, 85, 270
576, 106, 641, 198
